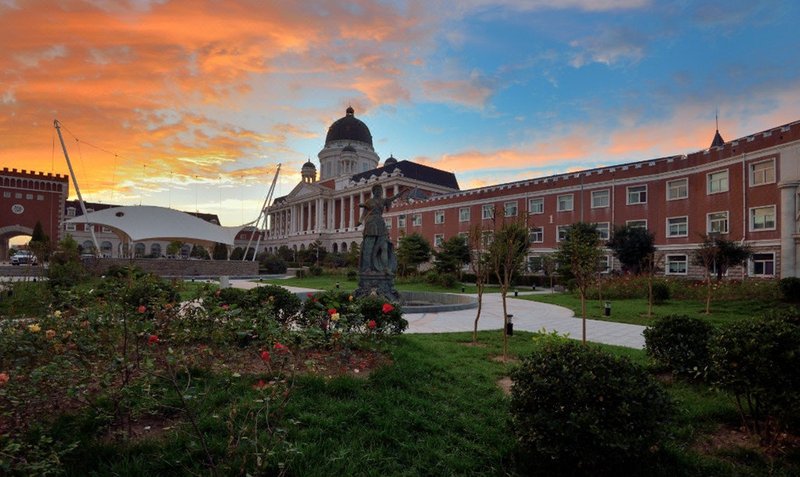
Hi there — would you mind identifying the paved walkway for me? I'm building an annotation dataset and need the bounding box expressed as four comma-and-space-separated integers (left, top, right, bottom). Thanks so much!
229, 280, 646, 349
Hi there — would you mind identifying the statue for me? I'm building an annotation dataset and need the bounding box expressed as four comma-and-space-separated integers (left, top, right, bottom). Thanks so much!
354, 184, 411, 300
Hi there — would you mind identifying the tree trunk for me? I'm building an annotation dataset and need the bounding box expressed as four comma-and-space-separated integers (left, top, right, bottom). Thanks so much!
501, 289, 509, 361
473, 285, 483, 344
580, 290, 587, 344
705, 275, 712, 314
647, 274, 653, 318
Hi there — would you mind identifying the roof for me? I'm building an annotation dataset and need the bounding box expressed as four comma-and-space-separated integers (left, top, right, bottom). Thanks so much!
710, 129, 725, 148
64, 205, 245, 246
350, 159, 460, 190
65, 200, 221, 225
325, 106, 373, 146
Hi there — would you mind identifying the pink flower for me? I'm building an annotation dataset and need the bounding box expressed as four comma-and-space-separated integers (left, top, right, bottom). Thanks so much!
253, 379, 267, 390
307, 293, 314, 298
148, 335, 159, 345
137, 305, 147, 314
0, 372, 9, 385
260, 350, 271, 362
221, 304, 229, 310
382, 303, 394, 314
368, 319, 377, 329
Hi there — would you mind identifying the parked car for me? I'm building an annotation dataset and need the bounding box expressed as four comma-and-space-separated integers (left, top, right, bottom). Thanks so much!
10, 250, 37, 265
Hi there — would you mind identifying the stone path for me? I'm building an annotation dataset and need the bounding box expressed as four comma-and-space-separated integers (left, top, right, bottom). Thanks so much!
229, 280, 646, 349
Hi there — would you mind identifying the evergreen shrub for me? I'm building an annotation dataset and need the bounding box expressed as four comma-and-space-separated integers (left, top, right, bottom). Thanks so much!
643, 315, 713, 378
510, 340, 673, 476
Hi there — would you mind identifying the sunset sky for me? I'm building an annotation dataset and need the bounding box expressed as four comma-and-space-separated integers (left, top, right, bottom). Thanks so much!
2, 0, 799, 226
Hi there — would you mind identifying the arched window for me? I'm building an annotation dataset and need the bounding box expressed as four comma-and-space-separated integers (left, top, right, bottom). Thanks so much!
134, 243, 145, 258
341, 242, 347, 252
181, 244, 192, 258
82, 241, 94, 253
101, 241, 113, 257
150, 243, 162, 257
332, 243, 338, 253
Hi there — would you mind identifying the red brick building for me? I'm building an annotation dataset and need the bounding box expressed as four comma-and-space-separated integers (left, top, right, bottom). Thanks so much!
0, 168, 69, 260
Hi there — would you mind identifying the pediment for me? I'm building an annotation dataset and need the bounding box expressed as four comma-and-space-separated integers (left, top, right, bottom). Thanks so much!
285, 182, 323, 202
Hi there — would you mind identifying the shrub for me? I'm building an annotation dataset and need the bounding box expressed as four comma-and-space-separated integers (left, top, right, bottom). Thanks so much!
709, 314, 800, 441
510, 340, 673, 475
346, 269, 357, 281
295, 269, 306, 278
259, 254, 287, 274
248, 284, 302, 320
780, 277, 800, 302
651, 280, 670, 304
643, 315, 713, 379
308, 265, 323, 276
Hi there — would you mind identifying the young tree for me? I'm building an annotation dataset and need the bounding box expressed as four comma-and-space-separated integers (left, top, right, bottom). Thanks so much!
556, 222, 603, 344
167, 240, 184, 258
468, 222, 491, 344
488, 216, 530, 359
607, 225, 655, 274
541, 254, 557, 292
434, 235, 471, 277
641, 250, 665, 318
396, 233, 432, 276
693, 234, 752, 314
28, 220, 51, 266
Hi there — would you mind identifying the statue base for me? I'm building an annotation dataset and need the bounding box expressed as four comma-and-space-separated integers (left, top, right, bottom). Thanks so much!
354, 271, 401, 302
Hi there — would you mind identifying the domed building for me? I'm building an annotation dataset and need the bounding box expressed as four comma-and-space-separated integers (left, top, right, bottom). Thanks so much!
263, 106, 461, 255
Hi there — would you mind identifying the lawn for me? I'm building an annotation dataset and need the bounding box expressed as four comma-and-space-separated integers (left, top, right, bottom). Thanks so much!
15, 331, 796, 476
257, 273, 502, 294
523, 293, 794, 327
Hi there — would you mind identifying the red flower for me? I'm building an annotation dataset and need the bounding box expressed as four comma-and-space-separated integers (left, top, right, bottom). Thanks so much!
260, 350, 271, 362
327, 308, 337, 316
221, 304, 230, 310
0, 372, 9, 385
148, 335, 159, 345
137, 305, 147, 314
307, 293, 314, 298
368, 319, 377, 329
381, 303, 394, 314
253, 379, 267, 390
274, 342, 289, 353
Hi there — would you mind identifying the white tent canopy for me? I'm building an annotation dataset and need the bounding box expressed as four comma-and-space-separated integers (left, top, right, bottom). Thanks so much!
65, 205, 247, 246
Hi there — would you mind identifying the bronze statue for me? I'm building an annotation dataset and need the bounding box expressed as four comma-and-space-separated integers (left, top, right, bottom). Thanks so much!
357, 184, 404, 274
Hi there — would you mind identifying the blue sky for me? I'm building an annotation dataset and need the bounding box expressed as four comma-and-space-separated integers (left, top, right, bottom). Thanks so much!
2, 0, 799, 226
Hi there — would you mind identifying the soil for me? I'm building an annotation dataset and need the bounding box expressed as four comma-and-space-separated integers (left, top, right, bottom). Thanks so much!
497, 376, 513, 396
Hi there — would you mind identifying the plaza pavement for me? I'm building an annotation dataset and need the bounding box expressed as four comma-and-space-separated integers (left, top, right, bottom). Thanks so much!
229, 279, 647, 349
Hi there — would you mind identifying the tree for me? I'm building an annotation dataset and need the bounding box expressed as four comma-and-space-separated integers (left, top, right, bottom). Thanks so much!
167, 240, 184, 258
28, 220, 51, 266
468, 222, 491, 344
488, 216, 530, 359
434, 235, 471, 276
541, 255, 557, 292
212, 242, 228, 260
556, 222, 603, 344
190, 244, 210, 260
693, 234, 752, 314
396, 233, 432, 276
607, 225, 655, 274
641, 250, 665, 318
307, 240, 326, 265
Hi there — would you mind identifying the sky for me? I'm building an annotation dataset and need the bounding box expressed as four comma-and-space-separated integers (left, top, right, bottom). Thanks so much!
2, 0, 800, 227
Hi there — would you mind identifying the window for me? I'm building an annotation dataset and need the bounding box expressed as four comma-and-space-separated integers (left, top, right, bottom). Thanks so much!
707, 211, 729, 234
434, 234, 444, 247
667, 178, 688, 200
707, 170, 729, 194
412, 214, 422, 226
66, 207, 76, 217
101, 226, 112, 234
65, 223, 76, 232
666, 216, 688, 237
150, 243, 161, 257
459, 207, 470, 222
2, 191, 9, 198
385, 218, 392, 229
25, 193, 33, 200
36, 194, 44, 201
529, 226, 544, 243
666, 255, 688, 275
557, 225, 569, 242
83, 223, 94, 232
750, 159, 775, 186
626, 219, 647, 230
14, 192, 21, 198
528, 256, 543, 273
598, 255, 610, 273
504, 201, 518, 217
594, 222, 610, 241
557, 194, 573, 212
435, 210, 445, 224
482, 204, 494, 219
751, 253, 775, 276
398, 214, 406, 228
591, 189, 610, 208
481, 231, 493, 247
528, 197, 544, 214
627, 185, 647, 204
750, 206, 776, 231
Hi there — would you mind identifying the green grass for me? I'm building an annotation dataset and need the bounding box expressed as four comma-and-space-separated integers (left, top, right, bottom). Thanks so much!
45, 331, 797, 476
523, 293, 793, 327
257, 274, 500, 294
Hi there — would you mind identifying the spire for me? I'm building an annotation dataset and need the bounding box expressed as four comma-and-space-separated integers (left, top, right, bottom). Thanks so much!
710, 111, 724, 148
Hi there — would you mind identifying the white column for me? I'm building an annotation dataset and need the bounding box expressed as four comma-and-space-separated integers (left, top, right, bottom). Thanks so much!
348, 194, 354, 228
779, 181, 799, 278
316, 198, 322, 231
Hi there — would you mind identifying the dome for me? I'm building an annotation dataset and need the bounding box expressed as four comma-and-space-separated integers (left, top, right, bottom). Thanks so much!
342, 144, 356, 153
301, 160, 316, 171
325, 107, 373, 146
384, 155, 397, 167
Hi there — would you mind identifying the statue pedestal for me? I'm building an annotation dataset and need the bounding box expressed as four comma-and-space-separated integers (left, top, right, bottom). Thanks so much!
355, 271, 401, 302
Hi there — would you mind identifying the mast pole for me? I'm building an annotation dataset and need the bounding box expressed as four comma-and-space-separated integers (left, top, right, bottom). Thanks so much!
54, 119, 100, 256
243, 164, 281, 261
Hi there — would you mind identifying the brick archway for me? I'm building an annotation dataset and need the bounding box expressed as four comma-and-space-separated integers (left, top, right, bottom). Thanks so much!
0, 225, 34, 261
